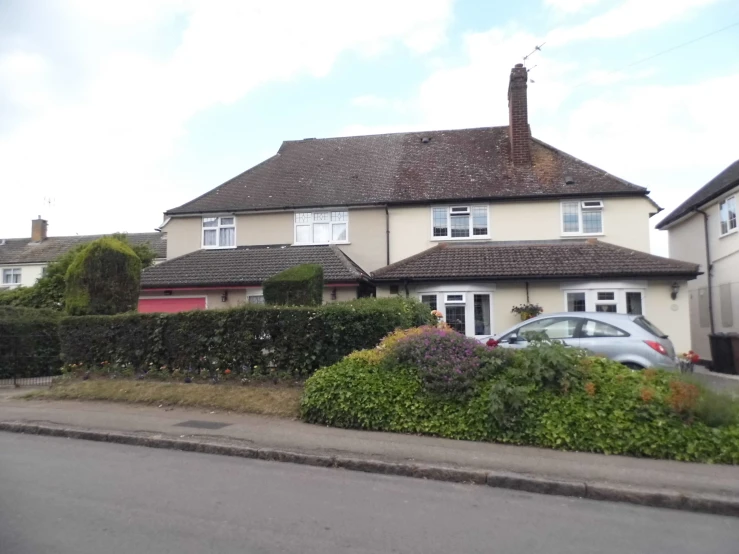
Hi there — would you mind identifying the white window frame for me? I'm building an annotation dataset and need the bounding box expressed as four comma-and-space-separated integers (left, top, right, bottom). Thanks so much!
416, 284, 496, 337
565, 290, 587, 312
560, 200, 604, 236
719, 195, 737, 237
202, 216, 236, 249
430, 205, 489, 240
594, 290, 618, 312
625, 290, 645, 316
444, 293, 466, 303
561, 283, 647, 316
294, 211, 349, 245
2, 267, 22, 287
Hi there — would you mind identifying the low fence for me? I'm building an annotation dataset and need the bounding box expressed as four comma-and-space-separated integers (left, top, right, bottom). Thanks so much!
0, 375, 58, 389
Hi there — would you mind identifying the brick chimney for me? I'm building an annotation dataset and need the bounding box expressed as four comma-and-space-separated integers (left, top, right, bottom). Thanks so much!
31, 216, 48, 242
508, 63, 531, 165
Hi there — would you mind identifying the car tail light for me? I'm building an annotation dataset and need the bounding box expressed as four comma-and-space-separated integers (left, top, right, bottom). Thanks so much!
644, 340, 668, 357
486, 338, 499, 348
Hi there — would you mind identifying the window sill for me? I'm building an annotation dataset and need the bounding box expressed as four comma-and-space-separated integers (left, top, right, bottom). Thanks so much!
560, 233, 605, 238
202, 245, 237, 250
292, 241, 351, 246
430, 236, 490, 242
719, 228, 738, 239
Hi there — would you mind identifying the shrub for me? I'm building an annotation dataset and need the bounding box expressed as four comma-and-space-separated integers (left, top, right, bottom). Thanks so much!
694, 388, 739, 428
58, 297, 434, 377
263, 264, 323, 306
0, 307, 61, 378
0, 236, 156, 311
390, 326, 495, 397
301, 340, 739, 464
65, 237, 142, 315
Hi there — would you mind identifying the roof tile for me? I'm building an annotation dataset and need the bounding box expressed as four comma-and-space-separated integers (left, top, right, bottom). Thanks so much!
371, 240, 699, 281
166, 127, 648, 215
140, 245, 368, 288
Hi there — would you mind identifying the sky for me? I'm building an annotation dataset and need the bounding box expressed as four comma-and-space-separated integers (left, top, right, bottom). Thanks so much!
1, 0, 738, 257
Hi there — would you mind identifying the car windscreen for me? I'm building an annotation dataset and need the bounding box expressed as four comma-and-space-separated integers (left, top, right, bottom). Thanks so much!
633, 316, 668, 338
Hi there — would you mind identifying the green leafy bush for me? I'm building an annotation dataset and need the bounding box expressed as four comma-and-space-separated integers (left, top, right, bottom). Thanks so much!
59, 297, 434, 377
0, 307, 61, 378
0, 236, 157, 311
65, 237, 142, 315
389, 326, 504, 397
301, 338, 739, 464
263, 264, 323, 306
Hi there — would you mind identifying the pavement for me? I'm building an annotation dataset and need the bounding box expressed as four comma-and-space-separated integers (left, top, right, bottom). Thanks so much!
1, 389, 739, 516
2, 432, 738, 554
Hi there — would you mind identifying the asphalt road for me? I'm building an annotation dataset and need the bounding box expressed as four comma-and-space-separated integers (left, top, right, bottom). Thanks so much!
1, 433, 737, 554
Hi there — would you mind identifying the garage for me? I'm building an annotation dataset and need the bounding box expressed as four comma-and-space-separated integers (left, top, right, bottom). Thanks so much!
138, 297, 206, 313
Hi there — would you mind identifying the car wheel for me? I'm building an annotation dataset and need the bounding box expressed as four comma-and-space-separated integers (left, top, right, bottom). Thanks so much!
621, 362, 644, 371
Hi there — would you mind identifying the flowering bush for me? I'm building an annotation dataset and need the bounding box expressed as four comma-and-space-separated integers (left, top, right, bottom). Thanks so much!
389, 326, 497, 396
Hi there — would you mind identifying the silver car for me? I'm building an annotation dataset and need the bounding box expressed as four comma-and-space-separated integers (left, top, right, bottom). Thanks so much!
480, 312, 678, 371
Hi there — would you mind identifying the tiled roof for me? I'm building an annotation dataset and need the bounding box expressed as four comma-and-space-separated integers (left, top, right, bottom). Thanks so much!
371, 240, 699, 281
0, 233, 166, 265
140, 245, 368, 288
657, 159, 739, 229
166, 127, 649, 215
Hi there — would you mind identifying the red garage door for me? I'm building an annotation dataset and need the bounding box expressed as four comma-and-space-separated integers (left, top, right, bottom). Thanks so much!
138, 297, 206, 313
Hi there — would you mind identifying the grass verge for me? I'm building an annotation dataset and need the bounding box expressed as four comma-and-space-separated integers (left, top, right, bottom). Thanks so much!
23, 380, 302, 418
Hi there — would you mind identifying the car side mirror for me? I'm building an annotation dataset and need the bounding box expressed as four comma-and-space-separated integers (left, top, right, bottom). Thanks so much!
508, 334, 518, 344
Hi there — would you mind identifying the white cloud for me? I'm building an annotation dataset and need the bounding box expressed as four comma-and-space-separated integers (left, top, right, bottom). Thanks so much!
547, 0, 723, 45
544, 0, 602, 13
351, 95, 391, 108
0, 0, 454, 238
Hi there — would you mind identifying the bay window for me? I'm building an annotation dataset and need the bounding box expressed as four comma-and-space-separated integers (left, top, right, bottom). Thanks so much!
720, 196, 737, 236
432, 205, 488, 239
295, 211, 348, 244
561, 200, 603, 235
202, 216, 235, 248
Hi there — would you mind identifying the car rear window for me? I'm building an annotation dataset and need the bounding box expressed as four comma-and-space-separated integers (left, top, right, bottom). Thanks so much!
634, 316, 667, 338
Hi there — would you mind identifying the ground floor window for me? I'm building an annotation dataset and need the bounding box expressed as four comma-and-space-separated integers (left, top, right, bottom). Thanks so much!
566, 292, 586, 312
626, 292, 643, 315
445, 305, 466, 334
248, 295, 265, 304
474, 294, 491, 335
421, 294, 437, 311
418, 290, 493, 337
563, 288, 645, 315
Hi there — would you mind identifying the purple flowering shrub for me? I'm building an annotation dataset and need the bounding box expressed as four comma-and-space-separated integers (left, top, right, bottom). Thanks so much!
390, 326, 499, 396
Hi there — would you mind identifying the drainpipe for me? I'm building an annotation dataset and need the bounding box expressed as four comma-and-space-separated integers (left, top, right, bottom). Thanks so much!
385, 206, 390, 266
695, 208, 715, 335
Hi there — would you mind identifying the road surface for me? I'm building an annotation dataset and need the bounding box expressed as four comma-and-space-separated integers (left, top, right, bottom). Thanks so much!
0, 433, 737, 554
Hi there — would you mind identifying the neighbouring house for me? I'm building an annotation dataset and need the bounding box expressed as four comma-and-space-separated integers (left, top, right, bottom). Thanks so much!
656, 160, 739, 363
0, 217, 166, 290
142, 63, 698, 352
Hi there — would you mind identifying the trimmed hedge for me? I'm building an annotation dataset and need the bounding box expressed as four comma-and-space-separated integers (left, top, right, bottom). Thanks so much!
301, 331, 739, 464
59, 297, 433, 376
263, 264, 323, 306
0, 307, 61, 378
65, 237, 142, 315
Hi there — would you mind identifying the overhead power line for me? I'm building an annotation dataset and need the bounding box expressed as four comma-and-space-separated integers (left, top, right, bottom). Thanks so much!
572, 20, 739, 90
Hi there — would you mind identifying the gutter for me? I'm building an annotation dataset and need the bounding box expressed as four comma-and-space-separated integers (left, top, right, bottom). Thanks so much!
695, 208, 715, 335
384, 205, 390, 266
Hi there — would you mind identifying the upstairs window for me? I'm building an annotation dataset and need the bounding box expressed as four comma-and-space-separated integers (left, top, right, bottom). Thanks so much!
2, 268, 21, 286
561, 200, 603, 235
720, 196, 737, 236
432, 206, 488, 239
295, 211, 348, 244
202, 216, 235, 248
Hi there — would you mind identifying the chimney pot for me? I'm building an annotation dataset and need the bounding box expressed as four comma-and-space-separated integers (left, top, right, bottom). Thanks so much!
508, 64, 531, 165
31, 217, 48, 242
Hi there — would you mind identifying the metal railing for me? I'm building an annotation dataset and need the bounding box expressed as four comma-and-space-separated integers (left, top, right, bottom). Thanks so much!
0, 375, 57, 388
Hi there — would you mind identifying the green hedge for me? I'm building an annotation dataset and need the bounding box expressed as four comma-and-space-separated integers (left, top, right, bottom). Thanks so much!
0, 307, 61, 379
65, 237, 142, 315
263, 264, 323, 306
301, 332, 739, 464
59, 298, 433, 376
